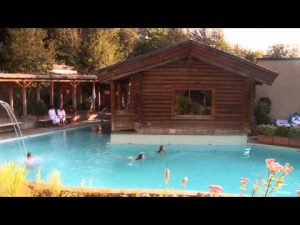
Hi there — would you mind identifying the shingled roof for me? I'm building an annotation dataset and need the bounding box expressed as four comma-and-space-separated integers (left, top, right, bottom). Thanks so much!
98, 40, 278, 85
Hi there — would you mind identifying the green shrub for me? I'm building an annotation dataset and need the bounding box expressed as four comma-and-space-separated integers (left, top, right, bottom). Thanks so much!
34, 100, 48, 115
274, 126, 289, 137
256, 125, 276, 136
289, 126, 300, 138
80, 98, 92, 110
255, 97, 272, 125
175, 95, 206, 115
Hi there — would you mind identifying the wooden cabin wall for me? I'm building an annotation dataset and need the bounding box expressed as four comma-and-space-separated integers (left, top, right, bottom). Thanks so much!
129, 59, 254, 134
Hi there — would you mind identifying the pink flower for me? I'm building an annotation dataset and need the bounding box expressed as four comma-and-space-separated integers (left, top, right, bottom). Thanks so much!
209, 185, 223, 196
182, 176, 188, 187
296, 190, 300, 197
240, 177, 249, 185
270, 162, 283, 173
265, 159, 275, 169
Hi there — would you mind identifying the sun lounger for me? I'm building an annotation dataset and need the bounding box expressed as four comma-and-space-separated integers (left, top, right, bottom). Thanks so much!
275, 119, 291, 127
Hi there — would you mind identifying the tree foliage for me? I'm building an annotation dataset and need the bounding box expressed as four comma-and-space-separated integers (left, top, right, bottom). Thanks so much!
0, 28, 55, 73
46, 28, 81, 66
77, 28, 121, 73
265, 43, 299, 58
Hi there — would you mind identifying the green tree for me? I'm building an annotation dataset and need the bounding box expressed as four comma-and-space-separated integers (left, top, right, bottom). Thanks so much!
117, 28, 139, 60
265, 43, 299, 58
46, 28, 81, 66
133, 28, 189, 56
0, 28, 55, 73
78, 28, 121, 73
189, 28, 230, 51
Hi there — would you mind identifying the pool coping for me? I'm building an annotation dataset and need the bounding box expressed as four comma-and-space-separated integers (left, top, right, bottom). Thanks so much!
249, 143, 300, 152
0, 122, 97, 144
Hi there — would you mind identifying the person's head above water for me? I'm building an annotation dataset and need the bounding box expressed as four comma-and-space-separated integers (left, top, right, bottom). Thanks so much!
158, 145, 165, 154
26, 152, 33, 162
136, 153, 145, 160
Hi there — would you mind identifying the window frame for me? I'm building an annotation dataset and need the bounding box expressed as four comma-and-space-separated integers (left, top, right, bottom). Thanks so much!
171, 86, 216, 120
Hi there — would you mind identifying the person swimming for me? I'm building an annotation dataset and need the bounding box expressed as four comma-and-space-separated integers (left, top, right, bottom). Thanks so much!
113, 152, 145, 161
26, 152, 34, 165
157, 145, 166, 154
135, 153, 145, 160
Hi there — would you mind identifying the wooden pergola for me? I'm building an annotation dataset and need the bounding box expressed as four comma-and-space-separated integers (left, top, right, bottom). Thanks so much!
0, 73, 101, 120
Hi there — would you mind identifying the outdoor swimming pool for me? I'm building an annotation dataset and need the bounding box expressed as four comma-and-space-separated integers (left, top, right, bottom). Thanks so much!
0, 126, 300, 196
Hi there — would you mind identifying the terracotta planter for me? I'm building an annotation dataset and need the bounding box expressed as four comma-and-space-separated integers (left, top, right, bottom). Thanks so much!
257, 135, 273, 144
273, 136, 289, 146
289, 138, 300, 147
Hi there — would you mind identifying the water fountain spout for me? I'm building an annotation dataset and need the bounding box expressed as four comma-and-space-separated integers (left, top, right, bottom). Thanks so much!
0, 100, 27, 156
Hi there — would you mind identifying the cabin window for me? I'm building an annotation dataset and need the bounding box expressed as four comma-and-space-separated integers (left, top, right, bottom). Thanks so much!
174, 90, 213, 116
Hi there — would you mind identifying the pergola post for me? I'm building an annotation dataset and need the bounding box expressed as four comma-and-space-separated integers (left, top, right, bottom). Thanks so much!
79, 85, 83, 105
111, 81, 116, 131
16, 81, 31, 121
117, 83, 122, 110
97, 84, 101, 110
59, 83, 63, 108
69, 81, 79, 114
8, 84, 14, 111
92, 82, 96, 112
50, 81, 54, 106
36, 82, 41, 102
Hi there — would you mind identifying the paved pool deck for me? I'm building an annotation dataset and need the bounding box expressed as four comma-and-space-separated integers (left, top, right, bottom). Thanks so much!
0, 120, 101, 141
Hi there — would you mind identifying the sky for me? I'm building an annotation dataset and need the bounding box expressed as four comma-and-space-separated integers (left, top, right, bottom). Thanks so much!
222, 29, 300, 52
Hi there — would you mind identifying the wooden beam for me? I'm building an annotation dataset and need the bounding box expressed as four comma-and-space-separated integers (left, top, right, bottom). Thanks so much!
50, 81, 54, 106
117, 83, 122, 110
79, 85, 83, 105
134, 74, 142, 124
36, 82, 41, 102
97, 83, 101, 110
8, 84, 14, 111
59, 83, 63, 108
92, 82, 96, 112
21, 81, 28, 120
111, 81, 116, 131
72, 84, 77, 113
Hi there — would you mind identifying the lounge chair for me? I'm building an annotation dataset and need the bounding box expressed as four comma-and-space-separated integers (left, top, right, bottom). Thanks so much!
275, 119, 291, 127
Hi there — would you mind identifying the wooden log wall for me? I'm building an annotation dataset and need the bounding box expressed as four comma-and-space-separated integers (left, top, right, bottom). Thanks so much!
127, 58, 253, 134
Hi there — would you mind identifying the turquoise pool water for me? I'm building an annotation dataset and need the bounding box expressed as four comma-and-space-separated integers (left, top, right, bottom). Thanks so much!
0, 126, 300, 196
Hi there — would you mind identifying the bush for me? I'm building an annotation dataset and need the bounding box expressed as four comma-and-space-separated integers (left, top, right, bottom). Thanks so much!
289, 127, 300, 138
80, 98, 92, 110
175, 95, 206, 115
256, 125, 276, 136
0, 162, 30, 196
255, 97, 272, 125
34, 100, 48, 115
274, 126, 289, 137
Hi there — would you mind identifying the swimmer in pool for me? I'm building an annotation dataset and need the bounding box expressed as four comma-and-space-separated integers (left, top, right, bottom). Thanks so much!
114, 152, 145, 161
157, 145, 166, 154
26, 152, 34, 165
135, 153, 145, 160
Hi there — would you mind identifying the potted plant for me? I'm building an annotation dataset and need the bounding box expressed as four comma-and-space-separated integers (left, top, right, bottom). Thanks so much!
273, 126, 289, 146
288, 126, 300, 147
256, 125, 275, 144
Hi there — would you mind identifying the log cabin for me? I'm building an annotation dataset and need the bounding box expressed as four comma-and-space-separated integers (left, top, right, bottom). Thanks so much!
98, 40, 278, 135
